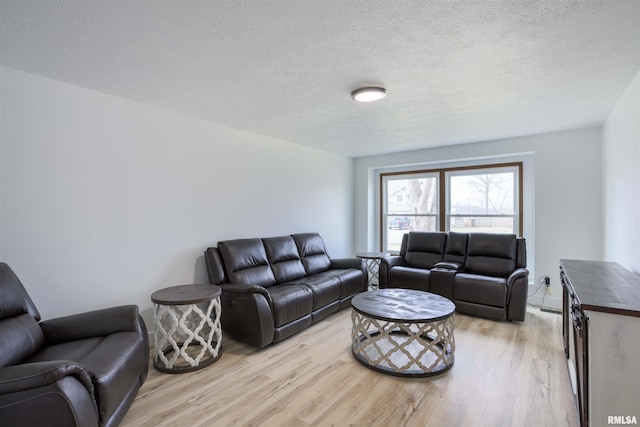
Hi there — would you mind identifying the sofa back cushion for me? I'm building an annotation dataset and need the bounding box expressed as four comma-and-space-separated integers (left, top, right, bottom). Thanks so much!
443, 232, 468, 265
403, 232, 447, 269
292, 233, 331, 275
263, 236, 307, 283
218, 238, 276, 288
464, 233, 517, 277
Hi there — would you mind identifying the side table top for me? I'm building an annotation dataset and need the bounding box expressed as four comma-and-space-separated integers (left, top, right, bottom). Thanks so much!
355, 251, 390, 259
151, 284, 221, 305
351, 288, 455, 322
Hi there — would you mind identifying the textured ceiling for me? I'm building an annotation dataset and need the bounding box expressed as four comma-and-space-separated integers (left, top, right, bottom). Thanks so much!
1, 0, 639, 157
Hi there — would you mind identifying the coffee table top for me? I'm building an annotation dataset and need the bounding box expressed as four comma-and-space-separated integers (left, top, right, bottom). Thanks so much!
351, 289, 455, 322
151, 284, 221, 305
355, 251, 389, 259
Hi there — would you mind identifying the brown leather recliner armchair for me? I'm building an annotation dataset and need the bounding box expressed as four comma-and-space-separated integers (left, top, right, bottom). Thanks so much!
0, 262, 149, 427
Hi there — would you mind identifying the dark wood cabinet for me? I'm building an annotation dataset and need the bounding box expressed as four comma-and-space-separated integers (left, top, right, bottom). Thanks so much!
560, 260, 640, 427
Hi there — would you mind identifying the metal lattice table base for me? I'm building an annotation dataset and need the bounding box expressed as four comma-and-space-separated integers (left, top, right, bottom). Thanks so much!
356, 252, 388, 291
364, 258, 381, 290
351, 309, 455, 377
153, 298, 222, 373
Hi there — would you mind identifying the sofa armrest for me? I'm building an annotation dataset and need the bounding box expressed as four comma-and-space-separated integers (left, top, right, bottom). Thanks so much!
379, 256, 408, 288
219, 283, 270, 298
0, 361, 93, 396
0, 362, 98, 427
380, 255, 407, 269
219, 282, 274, 310
506, 268, 529, 321
507, 268, 529, 288
433, 261, 464, 271
204, 247, 227, 285
218, 283, 275, 348
40, 305, 140, 345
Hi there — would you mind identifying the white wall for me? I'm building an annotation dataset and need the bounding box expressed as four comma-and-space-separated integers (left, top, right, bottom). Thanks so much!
0, 67, 354, 327
354, 127, 603, 309
602, 70, 640, 274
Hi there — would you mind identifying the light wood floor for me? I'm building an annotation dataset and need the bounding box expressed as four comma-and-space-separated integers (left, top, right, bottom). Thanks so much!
121, 305, 578, 427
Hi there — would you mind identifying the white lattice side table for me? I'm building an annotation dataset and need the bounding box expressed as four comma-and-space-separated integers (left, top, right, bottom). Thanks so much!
151, 284, 222, 373
350, 288, 455, 377
356, 252, 389, 290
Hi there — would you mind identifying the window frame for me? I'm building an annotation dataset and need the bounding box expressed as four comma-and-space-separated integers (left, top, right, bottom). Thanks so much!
381, 172, 440, 250
380, 162, 523, 252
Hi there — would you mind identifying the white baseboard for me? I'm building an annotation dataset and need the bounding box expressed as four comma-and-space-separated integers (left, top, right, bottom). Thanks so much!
528, 284, 562, 311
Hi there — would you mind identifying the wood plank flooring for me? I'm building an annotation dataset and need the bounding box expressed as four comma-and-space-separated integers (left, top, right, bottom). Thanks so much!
121, 305, 578, 427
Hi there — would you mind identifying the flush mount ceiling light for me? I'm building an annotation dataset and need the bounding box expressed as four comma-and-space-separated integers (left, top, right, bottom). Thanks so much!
351, 86, 387, 102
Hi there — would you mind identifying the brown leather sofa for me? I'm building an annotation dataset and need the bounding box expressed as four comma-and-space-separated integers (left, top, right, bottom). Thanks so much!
204, 233, 367, 348
379, 232, 529, 321
0, 262, 149, 427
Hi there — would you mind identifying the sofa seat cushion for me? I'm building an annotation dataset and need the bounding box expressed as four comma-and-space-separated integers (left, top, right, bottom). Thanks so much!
307, 269, 364, 299
454, 273, 507, 308
267, 284, 314, 327
27, 331, 146, 423
27, 337, 103, 364
285, 275, 340, 311
332, 269, 365, 299
389, 266, 430, 291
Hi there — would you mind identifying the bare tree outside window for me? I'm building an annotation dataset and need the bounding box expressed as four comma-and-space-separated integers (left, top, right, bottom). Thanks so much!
408, 178, 437, 230
384, 175, 438, 251
449, 171, 516, 233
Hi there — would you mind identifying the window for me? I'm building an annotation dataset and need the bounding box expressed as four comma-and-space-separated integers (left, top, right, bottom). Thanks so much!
447, 166, 518, 234
382, 173, 439, 252
381, 163, 522, 252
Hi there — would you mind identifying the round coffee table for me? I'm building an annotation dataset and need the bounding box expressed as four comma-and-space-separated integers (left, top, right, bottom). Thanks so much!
350, 288, 455, 377
151, 284, 222, 373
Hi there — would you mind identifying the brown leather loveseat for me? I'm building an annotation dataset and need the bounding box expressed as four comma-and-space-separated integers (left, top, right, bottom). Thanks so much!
204, 233, 367, 348
0, 262, 149, 427
379, 232, 529, 321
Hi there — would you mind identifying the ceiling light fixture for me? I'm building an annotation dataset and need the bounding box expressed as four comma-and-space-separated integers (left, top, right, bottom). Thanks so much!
351, 86, 387, 102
